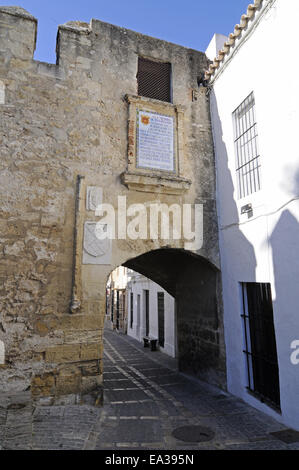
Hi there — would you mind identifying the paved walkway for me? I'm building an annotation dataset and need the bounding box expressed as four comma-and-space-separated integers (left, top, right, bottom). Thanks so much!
0, 328, 298, 450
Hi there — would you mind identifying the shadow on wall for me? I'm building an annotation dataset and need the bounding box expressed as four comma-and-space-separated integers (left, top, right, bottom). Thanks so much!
210, 92, 257, 390
269, 176, 299, 424
214, 91, 299, 422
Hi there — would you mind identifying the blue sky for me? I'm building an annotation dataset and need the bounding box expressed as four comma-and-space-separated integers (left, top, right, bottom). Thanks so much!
2, 0, 250, 63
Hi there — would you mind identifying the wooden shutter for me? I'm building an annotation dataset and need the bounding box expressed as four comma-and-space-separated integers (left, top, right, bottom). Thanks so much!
137, 57, 171, 103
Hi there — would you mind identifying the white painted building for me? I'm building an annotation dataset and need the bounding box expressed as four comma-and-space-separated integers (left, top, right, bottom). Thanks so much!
106, 266, 129, 332
207, 0, 299, 430
127, 270, 176, 358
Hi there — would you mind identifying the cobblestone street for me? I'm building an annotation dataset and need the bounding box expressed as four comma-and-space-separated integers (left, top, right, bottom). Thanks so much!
0, 328, 298, 451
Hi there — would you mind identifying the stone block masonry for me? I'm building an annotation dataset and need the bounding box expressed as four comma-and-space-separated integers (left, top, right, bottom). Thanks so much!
0, 6, 224, 401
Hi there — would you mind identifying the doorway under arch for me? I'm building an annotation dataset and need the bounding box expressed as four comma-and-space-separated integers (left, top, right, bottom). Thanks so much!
106, 248, 226, 389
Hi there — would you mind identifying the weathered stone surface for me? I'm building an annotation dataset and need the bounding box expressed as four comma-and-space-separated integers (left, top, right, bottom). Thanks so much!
0, 7, 223, 400
45, 345, 81, 363
56, 367, 81, 395
81, 343, 102, 361
31, 373, 56, 397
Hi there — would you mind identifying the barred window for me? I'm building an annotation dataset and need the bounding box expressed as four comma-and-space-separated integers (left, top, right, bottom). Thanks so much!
137, 57, 171, 103
241, 282, 280, 410
233, 93, 261, 199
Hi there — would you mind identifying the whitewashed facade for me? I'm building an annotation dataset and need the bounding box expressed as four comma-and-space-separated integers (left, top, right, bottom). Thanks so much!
208, 0, 299, 430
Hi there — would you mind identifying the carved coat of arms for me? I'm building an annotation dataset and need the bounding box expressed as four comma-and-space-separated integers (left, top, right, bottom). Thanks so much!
83, 222, 111, 264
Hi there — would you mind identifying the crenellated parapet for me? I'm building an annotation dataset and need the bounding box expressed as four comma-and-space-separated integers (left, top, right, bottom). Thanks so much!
0, 6, 37, 60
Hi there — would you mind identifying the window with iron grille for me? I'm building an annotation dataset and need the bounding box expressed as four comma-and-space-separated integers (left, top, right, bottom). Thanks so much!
137, 57, 171, 103
241, 282, 281, 410
233, 92, 261, 199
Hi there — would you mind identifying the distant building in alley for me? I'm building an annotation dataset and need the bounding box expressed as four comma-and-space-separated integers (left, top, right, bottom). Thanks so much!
106, 267, 175, 358
126, 270, 175, 358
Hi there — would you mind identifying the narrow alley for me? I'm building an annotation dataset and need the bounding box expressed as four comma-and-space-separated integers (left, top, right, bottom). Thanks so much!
1, 328, 298, 451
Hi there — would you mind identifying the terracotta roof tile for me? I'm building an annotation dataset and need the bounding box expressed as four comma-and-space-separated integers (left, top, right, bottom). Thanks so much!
205, 0, 264, 82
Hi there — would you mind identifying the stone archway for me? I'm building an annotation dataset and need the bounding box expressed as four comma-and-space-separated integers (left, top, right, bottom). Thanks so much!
121, 248, 226, 388
0, 7, 221, 401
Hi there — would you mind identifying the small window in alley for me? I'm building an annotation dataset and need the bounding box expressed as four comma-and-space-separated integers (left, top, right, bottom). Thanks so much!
157, 292, 165, 348
241, 282, 280, 410
137, 57, 172, 103
233, 92, 261, 199
130, 292, 134, 329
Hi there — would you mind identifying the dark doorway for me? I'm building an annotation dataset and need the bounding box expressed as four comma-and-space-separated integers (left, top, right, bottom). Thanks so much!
111, 290, 114, 324
136, 294, 141, 340
157, 292, 165, 348
130, 292, 134, 329
144, 290, 149, 337
116, 290, 120, 330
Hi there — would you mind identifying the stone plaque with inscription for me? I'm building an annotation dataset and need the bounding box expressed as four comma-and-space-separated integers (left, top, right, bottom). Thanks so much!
136, 109, 175, 172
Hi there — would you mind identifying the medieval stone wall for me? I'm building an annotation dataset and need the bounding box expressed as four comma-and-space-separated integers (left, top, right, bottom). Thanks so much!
0, 7, 223, 402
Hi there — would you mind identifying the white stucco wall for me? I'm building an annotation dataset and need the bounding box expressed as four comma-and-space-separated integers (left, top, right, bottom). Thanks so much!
127, 273, 176, 358
205, 33, 228, 61
210, 0, 299, 429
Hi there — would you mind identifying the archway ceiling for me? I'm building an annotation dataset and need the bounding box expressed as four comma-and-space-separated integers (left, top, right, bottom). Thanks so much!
123, 248, 217, 297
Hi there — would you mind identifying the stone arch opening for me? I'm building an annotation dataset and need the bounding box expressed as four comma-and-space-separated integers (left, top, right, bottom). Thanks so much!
105, 248, 226, 388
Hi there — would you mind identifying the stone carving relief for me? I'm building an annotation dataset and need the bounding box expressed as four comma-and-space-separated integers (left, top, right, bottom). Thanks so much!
86, 186, 103, 211
82, 221, 112, 265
